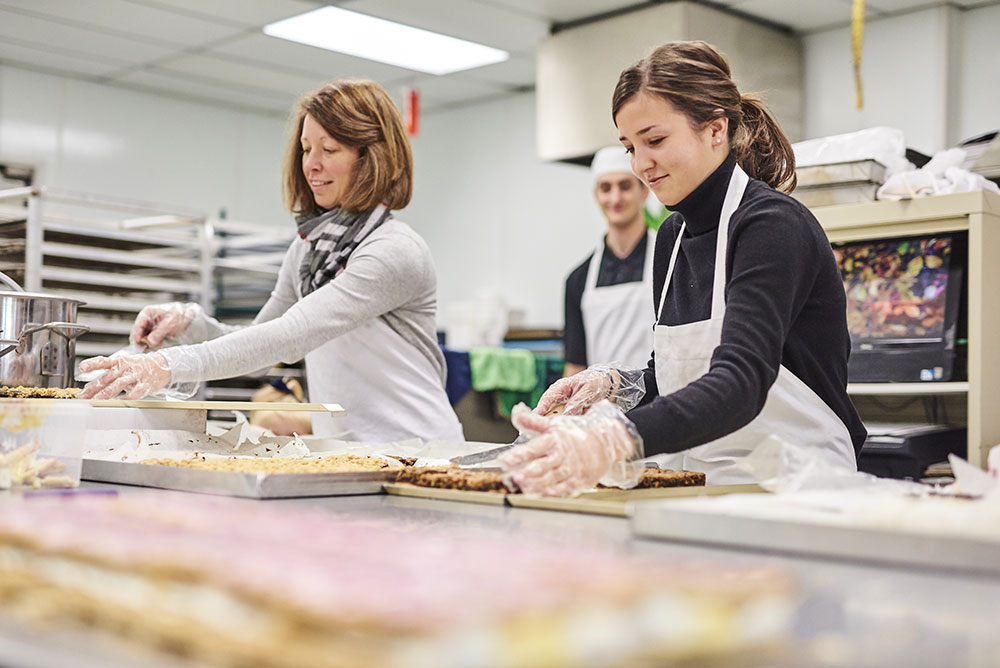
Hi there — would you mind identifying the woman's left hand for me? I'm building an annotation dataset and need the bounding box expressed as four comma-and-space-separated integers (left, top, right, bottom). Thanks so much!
500, 400, 644, 497
78, 353, 171, 400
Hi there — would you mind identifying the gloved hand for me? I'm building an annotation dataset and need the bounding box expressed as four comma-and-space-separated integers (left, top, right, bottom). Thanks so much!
534, 365, 646, 416
78, 353, 171, 400
501, 400, 645, 497
130, 302, 198, 350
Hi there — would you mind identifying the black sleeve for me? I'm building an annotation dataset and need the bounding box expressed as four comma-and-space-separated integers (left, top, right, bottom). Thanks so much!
562, 257, 592, 367
627, 200, 824, 455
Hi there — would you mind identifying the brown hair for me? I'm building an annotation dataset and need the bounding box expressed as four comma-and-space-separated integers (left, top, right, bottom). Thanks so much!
283, 79, 413, 216
612, 41, 796, 193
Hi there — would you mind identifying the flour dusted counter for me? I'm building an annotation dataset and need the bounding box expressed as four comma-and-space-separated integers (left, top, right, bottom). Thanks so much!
814, 190, 1000, 468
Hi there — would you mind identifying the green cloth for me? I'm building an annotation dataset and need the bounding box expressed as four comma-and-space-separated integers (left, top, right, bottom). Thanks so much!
644, 206, 671, 231
498, 355, 565, 418
468, 347, 537, 393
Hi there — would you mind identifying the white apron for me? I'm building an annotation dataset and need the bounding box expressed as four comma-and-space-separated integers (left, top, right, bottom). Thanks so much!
648, 164, 856, 484
306, 317, 464, 442
581, 230, 655, 369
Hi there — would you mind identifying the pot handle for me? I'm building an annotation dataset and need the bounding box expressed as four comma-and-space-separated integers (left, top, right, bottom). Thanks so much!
21, 322, 90, 341
0, 322, 90, 358
0, 271, 24, 292
5, 322, 91, 355
0, 338, 16, 358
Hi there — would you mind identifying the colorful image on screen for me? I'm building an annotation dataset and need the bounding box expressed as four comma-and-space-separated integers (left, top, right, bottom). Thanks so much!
833, 236, 952, 342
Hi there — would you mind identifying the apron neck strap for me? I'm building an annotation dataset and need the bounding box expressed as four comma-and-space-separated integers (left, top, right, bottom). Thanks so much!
584, 236, 606, 291
657, 223, 686, 318
656, 164, 750, 321
586, 230, 654, 291
710, 164, 749, 319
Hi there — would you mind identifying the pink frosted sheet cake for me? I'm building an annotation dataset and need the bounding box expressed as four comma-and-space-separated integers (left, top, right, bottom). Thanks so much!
0, 492, 794, 667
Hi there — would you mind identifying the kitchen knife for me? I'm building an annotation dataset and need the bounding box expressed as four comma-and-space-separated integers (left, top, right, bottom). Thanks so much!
449, 403, 566, 466
449, 442, 516, 467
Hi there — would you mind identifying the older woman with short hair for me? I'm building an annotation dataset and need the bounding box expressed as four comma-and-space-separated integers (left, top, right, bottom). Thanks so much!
81, 79, 463, 443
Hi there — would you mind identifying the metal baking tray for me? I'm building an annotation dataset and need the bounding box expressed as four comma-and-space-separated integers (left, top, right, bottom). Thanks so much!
82, 459, 394, 499
791, 182, 880, 208
795, 159, 887, 187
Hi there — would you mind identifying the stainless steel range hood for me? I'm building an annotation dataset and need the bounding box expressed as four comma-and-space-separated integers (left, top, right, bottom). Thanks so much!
536, 1, 803, 164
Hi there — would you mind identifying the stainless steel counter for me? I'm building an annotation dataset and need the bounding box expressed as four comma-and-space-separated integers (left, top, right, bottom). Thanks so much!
4, 481, 1000, 668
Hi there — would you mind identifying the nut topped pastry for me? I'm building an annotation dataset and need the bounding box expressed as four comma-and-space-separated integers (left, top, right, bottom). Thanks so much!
394, 466, 507, 492
142, 453, 392, 474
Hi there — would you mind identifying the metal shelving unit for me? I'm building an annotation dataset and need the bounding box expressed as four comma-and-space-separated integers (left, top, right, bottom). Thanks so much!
0, 186, 212, 359
202, 218, 303, 404
0, 186, 305, 413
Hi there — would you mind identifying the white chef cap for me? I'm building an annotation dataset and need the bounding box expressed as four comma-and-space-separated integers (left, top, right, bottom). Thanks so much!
591, 146, 636, 186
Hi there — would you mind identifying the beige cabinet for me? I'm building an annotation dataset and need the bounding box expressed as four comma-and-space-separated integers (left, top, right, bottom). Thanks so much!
813, 190, 1000, 467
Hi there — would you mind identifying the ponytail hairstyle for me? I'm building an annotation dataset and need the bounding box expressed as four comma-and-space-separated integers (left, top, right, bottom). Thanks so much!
612, 41, 796, 193
283, 78, 413, 216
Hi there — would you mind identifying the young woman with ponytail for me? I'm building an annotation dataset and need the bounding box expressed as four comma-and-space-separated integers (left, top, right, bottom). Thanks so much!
80, 79, 463, 443
503, 41, 865, 495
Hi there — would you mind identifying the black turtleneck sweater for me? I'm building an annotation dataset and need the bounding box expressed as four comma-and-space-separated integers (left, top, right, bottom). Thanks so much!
626, 155, 867, 457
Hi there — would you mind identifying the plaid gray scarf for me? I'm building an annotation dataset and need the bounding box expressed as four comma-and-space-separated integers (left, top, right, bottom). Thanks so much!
296, 204, 391, 296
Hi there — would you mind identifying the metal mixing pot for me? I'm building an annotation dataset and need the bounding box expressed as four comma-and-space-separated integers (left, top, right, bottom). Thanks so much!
0, 272, 89, 388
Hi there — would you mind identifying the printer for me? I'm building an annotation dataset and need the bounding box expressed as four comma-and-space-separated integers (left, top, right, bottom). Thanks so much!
858, 423, 967, 480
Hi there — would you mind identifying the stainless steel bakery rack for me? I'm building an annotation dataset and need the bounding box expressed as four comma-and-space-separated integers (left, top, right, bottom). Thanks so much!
202, 218, 303, 405
0, 187, 305, 413
0, 186, 212, 360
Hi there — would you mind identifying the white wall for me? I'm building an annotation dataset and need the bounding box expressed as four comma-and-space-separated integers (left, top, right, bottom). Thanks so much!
803, 6, 950, 154
0, 63, 602, 329
405, 92, 605, 330
1, 2, 997, 332
957, 3, 1000, 143
803, 3, 999, 152
0, 65, 289, 224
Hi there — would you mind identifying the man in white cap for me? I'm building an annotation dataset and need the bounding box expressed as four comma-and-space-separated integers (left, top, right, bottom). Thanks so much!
562, 146, 655, 376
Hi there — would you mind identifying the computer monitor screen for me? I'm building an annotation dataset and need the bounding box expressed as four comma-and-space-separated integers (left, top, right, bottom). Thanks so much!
833, 235, 953, 344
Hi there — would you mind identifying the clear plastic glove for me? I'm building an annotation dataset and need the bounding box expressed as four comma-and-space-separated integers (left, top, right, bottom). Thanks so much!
501, 400, 645, 497
533, 365, 646, 416
130, 302, 198, 350
78, 353, 171, 400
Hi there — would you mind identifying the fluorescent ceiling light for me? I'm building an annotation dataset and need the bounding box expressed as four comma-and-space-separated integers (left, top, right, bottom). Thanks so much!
263, 6, 509, 76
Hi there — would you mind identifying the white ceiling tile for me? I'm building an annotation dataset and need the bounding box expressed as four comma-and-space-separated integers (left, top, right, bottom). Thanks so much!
0, 6, 175, 64
121, 0, 322, 27
0, 0, 244, 47
209, 33, 419, 83
866, 0, 948, 13
391, 73, 511, 111
460, 56, 536, 88
114, 70, 294, 114
153, 53, 328, 97
0, 39, 126, 78
728, 0, 859, 32
0, 0, 972, 121
341, 0, 550, 54
480, 0, 638, 23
